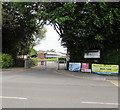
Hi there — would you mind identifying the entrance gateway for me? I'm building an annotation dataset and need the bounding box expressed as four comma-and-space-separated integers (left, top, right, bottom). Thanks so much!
24, 59, 67, 70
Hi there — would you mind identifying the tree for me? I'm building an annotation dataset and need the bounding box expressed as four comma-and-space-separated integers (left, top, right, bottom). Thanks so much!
37, 2, 120, 64
29, 48, 38, 57
2, 2, 120, 64
0, 3, 2, 30
2, 2, 46, 60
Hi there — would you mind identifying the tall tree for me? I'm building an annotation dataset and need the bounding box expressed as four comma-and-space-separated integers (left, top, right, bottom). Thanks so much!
2, 2, 46, 59
2, 2, 120, 64
37, 2, 120, 63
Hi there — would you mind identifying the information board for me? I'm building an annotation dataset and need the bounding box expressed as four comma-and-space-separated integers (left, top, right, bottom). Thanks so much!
69, 63, 81, 71
84, 50, 100, 58
92, 64, 119, 75
81, 63, 91, 72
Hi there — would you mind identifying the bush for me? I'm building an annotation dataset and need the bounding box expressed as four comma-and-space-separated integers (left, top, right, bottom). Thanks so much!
0, 53, 13, 68
58, 57, 66, 63
24, 59, 38, 68
58, 57, 66, 61
31, 59, 38, 66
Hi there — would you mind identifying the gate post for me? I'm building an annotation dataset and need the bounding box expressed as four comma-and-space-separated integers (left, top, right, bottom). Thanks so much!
64, 60, 66, 69
57, 60, 59, 70
44, 60, 47, 69
24, 60, 27, 68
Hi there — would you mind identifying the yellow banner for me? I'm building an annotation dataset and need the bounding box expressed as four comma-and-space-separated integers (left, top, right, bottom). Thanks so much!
92, 64, 119, 74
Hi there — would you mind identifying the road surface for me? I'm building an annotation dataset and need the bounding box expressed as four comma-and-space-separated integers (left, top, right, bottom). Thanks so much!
2, 62, 119, 108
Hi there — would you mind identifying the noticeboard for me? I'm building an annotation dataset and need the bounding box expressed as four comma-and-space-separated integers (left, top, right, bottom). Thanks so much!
81, 63, 91, 72
69, 63, 81, 71
92, 64, 119, 75
84, 50, 100, 58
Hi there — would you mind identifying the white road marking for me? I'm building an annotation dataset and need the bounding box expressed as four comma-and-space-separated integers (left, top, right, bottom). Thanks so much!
0, 96, 27, 100
107, 80, 119, 87
81, 101, 119, 106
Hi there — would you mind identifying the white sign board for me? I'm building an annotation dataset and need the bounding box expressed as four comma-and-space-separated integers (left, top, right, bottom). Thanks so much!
84, 50, 100, 58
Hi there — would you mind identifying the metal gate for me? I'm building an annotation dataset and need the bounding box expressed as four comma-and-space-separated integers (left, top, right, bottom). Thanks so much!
24, 59, 67, 70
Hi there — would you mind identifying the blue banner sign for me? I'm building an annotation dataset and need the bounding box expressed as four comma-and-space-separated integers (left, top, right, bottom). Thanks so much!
69, 63, 81, 71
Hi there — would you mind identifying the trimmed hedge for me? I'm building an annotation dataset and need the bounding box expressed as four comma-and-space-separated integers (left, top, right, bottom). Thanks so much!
31, 59, 38, 66
0, 53, 13, 68
58, 57, 66, 61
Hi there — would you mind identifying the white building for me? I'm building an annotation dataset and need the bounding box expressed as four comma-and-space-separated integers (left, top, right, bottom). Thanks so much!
45, 52, 66, 59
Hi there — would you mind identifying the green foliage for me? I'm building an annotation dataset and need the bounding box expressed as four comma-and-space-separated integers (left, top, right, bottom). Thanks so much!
30, 59, 38, 66
38, 2, 120, 64
2, 2, 46, 60
0, 3, 2, 29
29, 48, 38, 57
100, 49, 120, 65
2, 2, 120, 65
58, 57, 66, 63
32, 60, 38, 66
58, 57, 66, 61
0, 54, 13, 68
32, 57, 66, 61
45, 58, 58, 61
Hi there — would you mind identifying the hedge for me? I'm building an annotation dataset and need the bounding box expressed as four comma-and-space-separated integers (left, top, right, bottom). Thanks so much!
0, 53, 13, 68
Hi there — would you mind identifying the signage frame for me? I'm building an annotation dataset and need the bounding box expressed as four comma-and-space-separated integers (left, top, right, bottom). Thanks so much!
84, 50, 100, 58
92, 64, 119, 75
69, 63, 81, 71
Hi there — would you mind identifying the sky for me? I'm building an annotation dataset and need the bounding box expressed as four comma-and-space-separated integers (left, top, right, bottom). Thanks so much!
33, 25, 67, 53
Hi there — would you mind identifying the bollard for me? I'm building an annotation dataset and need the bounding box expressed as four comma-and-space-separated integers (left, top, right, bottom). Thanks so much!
24, 60, 31, 68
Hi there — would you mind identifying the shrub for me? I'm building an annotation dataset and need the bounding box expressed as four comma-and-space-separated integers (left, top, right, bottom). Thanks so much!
24, 59, 38, 68
58, 57, 66, 63
58, 57, 66, 61
0, 53, 13, 68
31, 59, 38, 66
